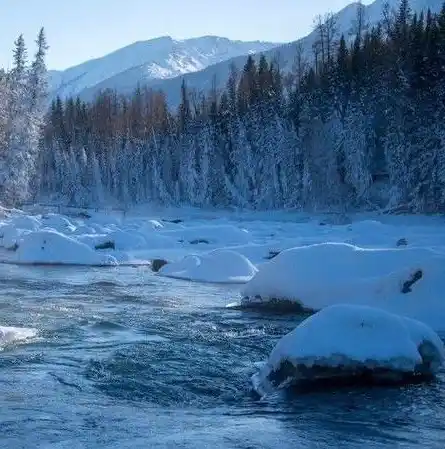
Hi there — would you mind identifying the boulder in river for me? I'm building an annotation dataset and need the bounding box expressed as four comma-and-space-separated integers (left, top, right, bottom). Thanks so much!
152, 259, 169, 272
252, 304, 445, 396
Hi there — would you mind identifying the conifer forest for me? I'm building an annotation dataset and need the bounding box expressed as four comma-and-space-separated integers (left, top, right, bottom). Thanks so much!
2, 1, 445, 213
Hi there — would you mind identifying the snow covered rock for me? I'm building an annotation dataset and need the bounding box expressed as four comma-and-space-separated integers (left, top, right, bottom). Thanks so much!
10, 215, 41, 231
41, 213, 75, 232
139, 219, 164, 231
71, 225, 97, 236
99, 230, 147, 251
0, 225, 28, 250
252, 305, 445, 395
241, 243, 442, 312
158, 249, 257, 283
15, 230, 117, 266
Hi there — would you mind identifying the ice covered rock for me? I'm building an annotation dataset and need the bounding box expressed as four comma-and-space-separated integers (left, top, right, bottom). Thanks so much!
14, 230, 117, 266
252, 305, 445, 395
158, 249, 257, 283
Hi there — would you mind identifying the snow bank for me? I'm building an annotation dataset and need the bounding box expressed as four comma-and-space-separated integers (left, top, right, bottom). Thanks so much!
252, 305, 445, 395
158, 249, 258, 283
15, 230, 117, 266
0, 326, 37, 346
0, 224, 29, 250
80, 230, 148, 251
10, 215, 41, 231
71, 225, 97, 236
241, 243, 445, 325
41, 213, 75, 232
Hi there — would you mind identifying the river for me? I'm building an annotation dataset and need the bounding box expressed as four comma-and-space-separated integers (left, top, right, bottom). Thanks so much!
1, 262, 445, 448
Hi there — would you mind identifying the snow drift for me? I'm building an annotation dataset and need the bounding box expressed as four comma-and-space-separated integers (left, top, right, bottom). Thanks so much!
252, 304, 445, 396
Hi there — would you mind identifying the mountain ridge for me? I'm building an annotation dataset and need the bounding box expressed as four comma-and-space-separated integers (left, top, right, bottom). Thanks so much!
50, 0, 444, 105
49, 36, 281, 99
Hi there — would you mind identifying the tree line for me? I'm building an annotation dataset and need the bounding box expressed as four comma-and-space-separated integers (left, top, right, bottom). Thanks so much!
3, 1, 445, 213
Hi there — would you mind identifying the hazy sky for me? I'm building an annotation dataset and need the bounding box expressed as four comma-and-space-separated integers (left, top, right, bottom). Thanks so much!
0, 0, 374, 70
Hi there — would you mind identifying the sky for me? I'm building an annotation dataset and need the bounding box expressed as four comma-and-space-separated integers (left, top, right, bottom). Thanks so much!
0, 0, 374, 71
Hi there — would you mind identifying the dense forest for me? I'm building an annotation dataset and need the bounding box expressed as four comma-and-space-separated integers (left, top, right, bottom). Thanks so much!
2, 0, 445, 213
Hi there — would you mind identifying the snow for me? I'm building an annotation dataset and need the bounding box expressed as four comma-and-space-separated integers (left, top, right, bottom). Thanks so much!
49, 37, 279, 100
0, 326, 37, 346
158, 249, 258, 284
252, 305, 445, 395
15, 230, 117, 266
160, 224, 251, 246
41, 213, 75, 232
241, 243, 445, 329
1, 205, 445, 331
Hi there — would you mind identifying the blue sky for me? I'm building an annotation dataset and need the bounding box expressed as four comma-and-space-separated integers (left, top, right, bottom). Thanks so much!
1, 0, 373, 70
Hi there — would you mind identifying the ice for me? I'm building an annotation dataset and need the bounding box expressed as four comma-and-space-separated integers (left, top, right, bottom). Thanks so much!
0, 326, 37, 346
252, 305, 445, 395
14, 230, 117, 266
158, 249, 258, 284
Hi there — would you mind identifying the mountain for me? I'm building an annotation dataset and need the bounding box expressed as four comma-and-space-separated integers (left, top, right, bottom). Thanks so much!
48, 36, 281, 99
51, 0, 444, 105
131, 0, 442, 107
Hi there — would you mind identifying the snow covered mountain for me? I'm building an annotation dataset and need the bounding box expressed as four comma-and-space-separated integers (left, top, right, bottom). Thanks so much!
134, 0, 442, 107
48, 36, 281, 99
51, 0, 443, 105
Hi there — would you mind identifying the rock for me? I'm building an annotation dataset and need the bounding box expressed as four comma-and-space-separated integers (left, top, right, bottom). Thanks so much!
189, 239, 209, 245
95, 241, 115, 250
6, 243, 19, 252
151, 259, 168, 272
162, 219, 183, 224
252, 305, 445, 396
401, 270, 423, 294
397, 238, 408, 247
265, 250, 281, 260
319, 214, 351, 226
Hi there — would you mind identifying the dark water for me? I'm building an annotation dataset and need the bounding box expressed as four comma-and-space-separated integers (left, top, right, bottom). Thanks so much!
1, 264, 445, 448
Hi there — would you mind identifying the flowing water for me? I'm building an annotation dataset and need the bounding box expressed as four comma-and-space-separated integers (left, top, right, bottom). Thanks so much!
1, 263, 445, 448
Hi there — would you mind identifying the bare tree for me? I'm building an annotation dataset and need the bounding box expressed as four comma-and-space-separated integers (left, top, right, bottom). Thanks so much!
312, 12, 338, 71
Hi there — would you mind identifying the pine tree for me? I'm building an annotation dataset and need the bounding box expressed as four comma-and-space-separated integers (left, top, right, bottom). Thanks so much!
29, 27, 49, 112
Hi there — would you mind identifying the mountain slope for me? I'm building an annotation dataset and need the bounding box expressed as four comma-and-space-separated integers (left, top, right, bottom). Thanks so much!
132, 0, 442, 107
49, 36, 281, 99
57, 0, 444, 105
